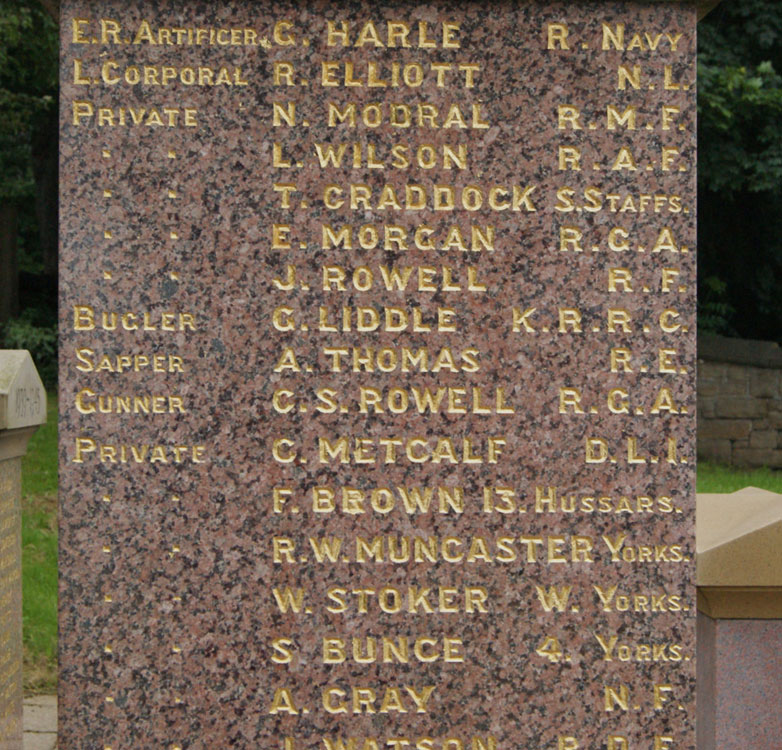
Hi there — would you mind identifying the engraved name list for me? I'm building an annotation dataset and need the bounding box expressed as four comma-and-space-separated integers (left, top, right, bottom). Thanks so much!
58, 2, 697, 749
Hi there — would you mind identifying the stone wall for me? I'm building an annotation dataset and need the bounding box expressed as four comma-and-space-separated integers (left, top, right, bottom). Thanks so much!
698, 335, 782, 467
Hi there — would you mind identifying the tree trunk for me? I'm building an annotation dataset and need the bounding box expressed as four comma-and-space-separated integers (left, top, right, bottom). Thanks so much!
0, 203, 20, 326
32, 107, 59, 277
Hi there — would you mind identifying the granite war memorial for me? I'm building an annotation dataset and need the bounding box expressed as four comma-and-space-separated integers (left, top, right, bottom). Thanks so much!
59, 1, 697, 747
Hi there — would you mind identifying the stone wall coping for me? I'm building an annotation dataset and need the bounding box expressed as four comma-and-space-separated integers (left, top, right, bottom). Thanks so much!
698, 334, 782, 370
697, 488, 782, 618
697, 587, 782, 619
0, 351, 47, 431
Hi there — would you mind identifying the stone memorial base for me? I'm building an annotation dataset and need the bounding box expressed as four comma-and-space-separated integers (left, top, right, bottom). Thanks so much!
0, 352, 48, 750
697, 487, 782, 750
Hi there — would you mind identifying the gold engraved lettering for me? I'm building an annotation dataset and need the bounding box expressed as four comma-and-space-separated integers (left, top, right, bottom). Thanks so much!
557, 105, 581, 129
605, 684, 630, 711
555, 188, 682, 214
535, 636, 565, 663
283, 534, 593, 564
325, 20, 460, 49
611, 146, 637, 170
272, 438, 296, 463
654, 684, 674, 709
617, 64, 641, 90
659, 309, 682, 332
325, 585, 488, 614
586, 436, 687, 465
273, 20, 296, 46
63, 10, 696, 742
593, 586, 686, 613
547, 23, 569, 49
320, 60, 479, 88
272, 586, 305, 612
326, 101, 488, 129
313, 305, 458, 332
534, 486, 675, 515
560, 225, 583, 252
321, 685, 435, 714
268, 687, 299, 714
606, 105, 636, 130
661, 268, 681, 292
601, 23, 683, 51
74, 388, 186, 415
71, 101, 198, 127
321, 264, 486, 293
322, 636, 464, 663
100, 19, 121, 44
73, 59, 90, 84
535, 585, 572, 612
511, 306, 636, 334
322, 183, 535, 211
320, 346, 480, 373
131, 21, 260, 47
594, 633, 684, 662
75, 349, 185, 374
608, 267, 633, 291
72, 438, 205, 464
311, 485, 464, 515
314, 142, 467, 169
73, 306, 196, 332
482, 486, 519, 514
271, 638, 293, 663
273, 103, 295, 126
321, 736, 497, 750
661, 105, 680, 129
272, 223, 291, 248
72, 18, 90, 43
316, 435, 506, 464
601, 533, 685, 563
321, 223, 495, 252
558, 385, 682, 416
344, 385, 513, 415
558, 146, 581, 170
82, 60, 247, 87
273, 62, 295, 86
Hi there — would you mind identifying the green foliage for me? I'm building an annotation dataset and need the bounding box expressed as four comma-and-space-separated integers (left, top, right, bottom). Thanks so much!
2, 309, 57, 388
698, 1, 782, 69
21, 491, 57, 692
21, 390, 57, 498
697, 1, 782, 342
697, 461, 782, 494
698, 275, 736, 336
21, 395, 58, 693
0, 1, 58, 200
698, 61, 782, 194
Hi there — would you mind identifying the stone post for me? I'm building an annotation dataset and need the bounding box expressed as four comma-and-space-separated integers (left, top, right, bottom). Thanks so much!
0, 351, 47, 750
697, 487, 782, 750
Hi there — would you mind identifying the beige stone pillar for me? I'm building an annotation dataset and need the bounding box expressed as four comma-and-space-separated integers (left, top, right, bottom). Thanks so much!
0, 352, 47, 750
697, 488, 782, 750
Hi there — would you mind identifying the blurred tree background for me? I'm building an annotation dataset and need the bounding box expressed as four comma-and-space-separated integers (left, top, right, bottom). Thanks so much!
0, 0, 58, 386
0, 0, 780, 388
698, 0, 782, 340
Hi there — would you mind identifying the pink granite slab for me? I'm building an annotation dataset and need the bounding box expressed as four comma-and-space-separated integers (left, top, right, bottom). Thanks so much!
59, 1, 697, 748
698, 615, 782, 750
